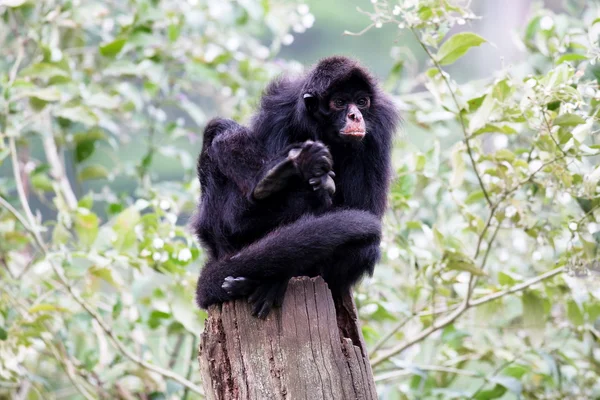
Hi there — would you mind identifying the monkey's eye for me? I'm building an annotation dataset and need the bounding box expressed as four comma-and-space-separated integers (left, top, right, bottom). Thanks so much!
356, 97, 370, 108
333, 99, 345, 108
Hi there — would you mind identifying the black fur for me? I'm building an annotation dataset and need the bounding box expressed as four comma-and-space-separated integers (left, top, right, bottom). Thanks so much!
193, 56, 399, 318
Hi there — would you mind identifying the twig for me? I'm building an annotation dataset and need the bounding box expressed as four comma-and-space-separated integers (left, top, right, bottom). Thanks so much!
8, 137, 38, 235
370, 313, 415, 355
182, 336, 199, 400
343, 23, 375, 36
8, 39, 25, 85
469, 266, 565, 307
6, 138, 205, 397
375, 363, 481, 382
5, 292, 96, 400
469, 358, 516, 399
42, 118, 78, 210
371, 266, 565, 367
169, 334, 186, 369
410, 27, 492, 207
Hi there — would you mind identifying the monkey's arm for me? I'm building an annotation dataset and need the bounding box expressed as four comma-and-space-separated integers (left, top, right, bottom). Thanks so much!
252, 141, 336, 200
204, 120, 335, 200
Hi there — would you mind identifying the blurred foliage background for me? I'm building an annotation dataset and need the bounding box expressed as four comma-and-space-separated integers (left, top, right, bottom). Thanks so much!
1, 0, 600, 399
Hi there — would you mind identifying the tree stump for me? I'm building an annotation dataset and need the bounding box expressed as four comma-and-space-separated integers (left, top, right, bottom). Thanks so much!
198, 276, 377, 400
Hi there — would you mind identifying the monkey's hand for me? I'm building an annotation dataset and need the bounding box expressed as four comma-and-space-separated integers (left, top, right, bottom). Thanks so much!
222, 276, 289, 319
289, 140, 336, 196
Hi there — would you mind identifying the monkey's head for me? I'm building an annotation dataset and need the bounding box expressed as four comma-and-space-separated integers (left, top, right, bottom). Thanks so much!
301, 56, 385, 144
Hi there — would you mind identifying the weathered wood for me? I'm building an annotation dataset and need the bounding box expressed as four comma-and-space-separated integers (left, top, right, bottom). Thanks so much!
198, 276, 377, 400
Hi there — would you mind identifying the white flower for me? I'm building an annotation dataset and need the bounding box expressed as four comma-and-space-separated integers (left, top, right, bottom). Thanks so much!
540, 16, 554, 31
178, 248, 193, 262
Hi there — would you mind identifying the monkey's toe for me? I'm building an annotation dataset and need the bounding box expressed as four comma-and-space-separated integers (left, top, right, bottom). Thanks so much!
248, 280, 289, 319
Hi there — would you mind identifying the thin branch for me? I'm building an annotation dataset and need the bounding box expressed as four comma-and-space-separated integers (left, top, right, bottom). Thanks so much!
541, 109, 568, 157
343, 23, 376, 36
469, 358, 516, 399
0, 195, 33, 233
370, 313, 415, 355
168, 334, 186, 369
182, 336, 199, 400
42, 118, 78, 210
7, 138, 205, 397
8, 39, 25, 85
371, 266, 565, 367
410, 27, 492, 207
375, 363, 481, 382
8, 137, 38, 237
5, 292, 96, 400
469, 266, 565, 307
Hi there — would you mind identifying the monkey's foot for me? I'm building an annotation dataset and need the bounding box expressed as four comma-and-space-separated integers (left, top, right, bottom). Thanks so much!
222, 276, 289, 319
248, 279, 289, 319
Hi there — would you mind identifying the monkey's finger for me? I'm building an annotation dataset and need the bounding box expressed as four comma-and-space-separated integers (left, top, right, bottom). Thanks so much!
255, 300, 273, 319
324, 175, 336, 195
328, 171, 336, 178
248, 284, 269, 304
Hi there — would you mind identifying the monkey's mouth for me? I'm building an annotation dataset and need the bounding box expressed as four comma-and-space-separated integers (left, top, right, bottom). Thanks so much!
340, 130, 366, 139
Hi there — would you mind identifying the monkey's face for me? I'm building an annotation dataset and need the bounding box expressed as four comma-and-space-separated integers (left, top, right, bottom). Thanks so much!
304, 80, 373, 144
327, 90, 370, 141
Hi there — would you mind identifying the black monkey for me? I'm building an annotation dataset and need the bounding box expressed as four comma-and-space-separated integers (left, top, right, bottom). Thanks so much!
193, 56, 399, 318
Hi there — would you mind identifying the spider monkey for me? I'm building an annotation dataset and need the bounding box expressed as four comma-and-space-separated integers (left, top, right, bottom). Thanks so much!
193, 56, 399, 318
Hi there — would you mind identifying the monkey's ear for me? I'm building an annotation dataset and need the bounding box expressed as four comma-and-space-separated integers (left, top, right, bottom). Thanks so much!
303, 93, 318, 113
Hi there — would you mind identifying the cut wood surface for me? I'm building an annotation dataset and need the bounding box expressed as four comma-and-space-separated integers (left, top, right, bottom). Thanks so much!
198, 276, 377, 400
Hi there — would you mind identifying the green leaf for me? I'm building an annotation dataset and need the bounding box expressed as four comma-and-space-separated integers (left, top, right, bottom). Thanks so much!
99, 38, 127, 57
19, 87, 61, 102
78, 165, 109, 181
491, 375, 522, 395
75, 140, 96, 163
74, 128, 106, 144
56, 106, 98, 127
28, 304, 65, 313
0, 326, 7, 341
78, 194, 94, 210
436, 32, 487, 66
465, 190, 485, 204
90, 266, 120, 288
556, 53, 588, 65
0, 0, 28, 7
450, 144, 465, 188
522, 291, 546, 330
86, 93, 120, 109
168, 24, 181, 42
567, 300, 584, 326
414, 153, 426, 171
553, 113, 586, 127
472, 124, 517, 137
443, 250, 487, 276
74, 210, 99, 246
19, 63, 69, 80
31, 173, 54, 192
474, 384, 507, 399
113, 207, 141, 251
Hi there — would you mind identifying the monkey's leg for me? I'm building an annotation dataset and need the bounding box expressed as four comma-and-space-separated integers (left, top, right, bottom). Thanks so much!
196, 209, 381, 315
252, 141, 335, 200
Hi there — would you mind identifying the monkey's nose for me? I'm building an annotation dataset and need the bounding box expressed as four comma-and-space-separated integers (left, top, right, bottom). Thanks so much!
348, 112, 362, 122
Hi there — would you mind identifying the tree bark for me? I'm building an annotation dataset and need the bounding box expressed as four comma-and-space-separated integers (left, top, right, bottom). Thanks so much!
198, 276, 377, 400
